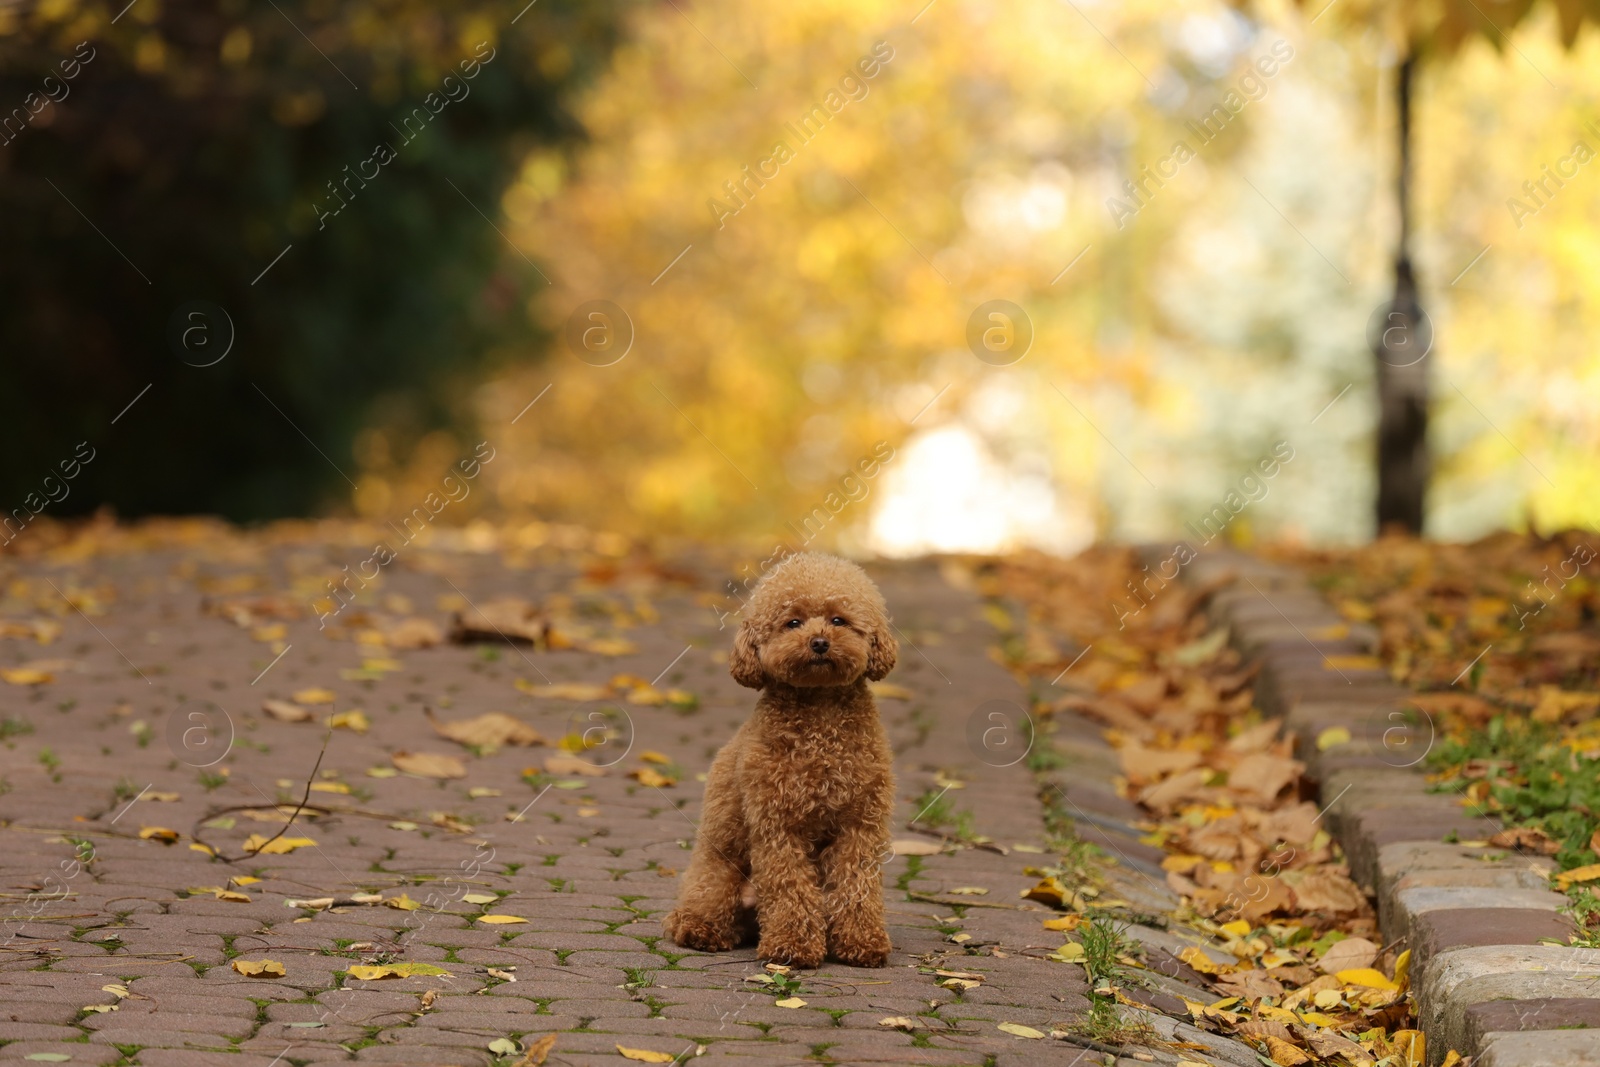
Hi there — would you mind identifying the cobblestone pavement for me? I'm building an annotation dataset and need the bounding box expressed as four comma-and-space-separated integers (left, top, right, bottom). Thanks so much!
0, 532, 1219, 1067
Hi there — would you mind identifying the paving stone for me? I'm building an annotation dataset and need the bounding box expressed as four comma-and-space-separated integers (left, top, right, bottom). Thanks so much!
1418, 945, 1600, 1057
1476, 1029, 1600, 1066
1411, 907, 1579, 973
1465, 997, 1600, 1048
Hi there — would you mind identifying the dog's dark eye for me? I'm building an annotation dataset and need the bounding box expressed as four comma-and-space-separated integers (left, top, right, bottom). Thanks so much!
786, 619, 803, 629
831, 616, 847, 626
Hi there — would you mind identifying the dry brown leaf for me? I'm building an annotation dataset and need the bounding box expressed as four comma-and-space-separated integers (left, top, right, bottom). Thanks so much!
1264, 1035, 1312, 1065
1489, 826, 1561, 855
386, 617, 444, 649
544, 752, 606, 776
451, 599, 547, 644
1118, 744, 1202, 784
428, 709, 545, 748
392, 751, 467, 779
514, 1034, 556, 1067
1284, 869, 1369, 915
261, 699, 314, 723
1227, 752, 1303, 804
1316, 937, 1379, 974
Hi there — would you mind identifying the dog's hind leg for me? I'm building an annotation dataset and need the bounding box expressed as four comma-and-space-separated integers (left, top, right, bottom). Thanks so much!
663, 780, 750, 952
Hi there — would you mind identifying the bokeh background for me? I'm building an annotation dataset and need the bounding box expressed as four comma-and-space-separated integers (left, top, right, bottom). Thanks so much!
4, 0, 1596, 556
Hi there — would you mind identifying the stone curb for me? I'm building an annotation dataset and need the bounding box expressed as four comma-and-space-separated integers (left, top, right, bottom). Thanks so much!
1151, 547, 1599, 1067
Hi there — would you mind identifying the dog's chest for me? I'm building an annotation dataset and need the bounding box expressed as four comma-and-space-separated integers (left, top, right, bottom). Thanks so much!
750, 725, 879, 823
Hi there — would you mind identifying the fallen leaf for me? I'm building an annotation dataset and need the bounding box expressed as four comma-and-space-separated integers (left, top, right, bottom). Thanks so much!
386, 617, 444, 649
629, 767, 676, 788
515, 1034, 557, 1067
469, 787, 502, 798
327, 709, 370, 733
997, 1022, 1045, 1039
392, 751, 467, 779
890, 838, 944, 856
429, 709, 545, 748
487, 967, 517, 981
1316, 726, 1353, 751
1050, 943, 1086, 963
1264, 1035, 1312, 1065
138, 826, 179, 843
879, 1016, 917, 1030
617, 1047, 677, 1064
292, 687, 337, 705
462, 892, 499, 904
488, 1038, 520, 1056
544, 753, 606, 776
1042, 915, 1082, 932
639, 750, 671, 764
347, 962, 452, 980
82, 1003, 118, 1013
1316, 937, 1379, 974
261, 699, 314, 723
948, 886, 989, 896
383, 894, 422, 911
1336, 968, 1398, 991
0, 667, 53, 685
531, 681, 615, 701
310, 781, 350, 794
476, 914, 528, 924
1555, 863, 1600, 890
451, 598, 548, 644
242, 834, 317, 855
232, 959, 286, 978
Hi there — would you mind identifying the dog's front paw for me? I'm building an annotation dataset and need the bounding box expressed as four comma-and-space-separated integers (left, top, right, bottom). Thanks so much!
828, 924, 891, 968
757, 933, 825, 969
664, 909, 740, 953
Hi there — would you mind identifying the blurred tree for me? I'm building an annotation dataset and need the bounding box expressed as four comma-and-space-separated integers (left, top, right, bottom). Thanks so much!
0, 0, 629, 523
1287, 0, 1600, 534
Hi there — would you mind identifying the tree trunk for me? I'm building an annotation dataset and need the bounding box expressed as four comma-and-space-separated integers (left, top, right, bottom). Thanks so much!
1374, 52, 1429, 535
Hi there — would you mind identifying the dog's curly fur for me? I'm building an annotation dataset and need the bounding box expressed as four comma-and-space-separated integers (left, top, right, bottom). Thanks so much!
663, 553, 898, 968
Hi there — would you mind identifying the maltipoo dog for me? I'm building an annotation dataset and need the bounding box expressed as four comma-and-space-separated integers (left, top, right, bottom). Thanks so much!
663, 553, 899, 968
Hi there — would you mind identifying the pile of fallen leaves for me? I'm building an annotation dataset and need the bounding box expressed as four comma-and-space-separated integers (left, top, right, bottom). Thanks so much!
1276, 532, 1600, 911
967, 548, 1446, 1067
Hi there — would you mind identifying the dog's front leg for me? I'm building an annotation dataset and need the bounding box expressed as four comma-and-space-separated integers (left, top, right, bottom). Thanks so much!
749, 832, 825, 968
819, 823, 892, 967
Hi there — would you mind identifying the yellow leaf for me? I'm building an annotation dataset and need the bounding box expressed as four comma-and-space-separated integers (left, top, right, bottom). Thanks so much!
1389, 1029, 1425, 1067
1394, 948, 1412, 992
0, 667, 53, 685
891, 838, 944, 856
327, 710, 370, 733
138, 826, 179, 843
310, 781, 351, 794
231, 959, 286, 978
392, 751, 467, 779
261, 699, 314, 722
1440, 1053, 1463, 1067
948, 886, 989, 895
292, 687, 337, 705
997, 1022, 1045, 1039
616, 1047, 677, 1064
582, 638, 637, 656
1265, 1035, 1311, 1065
242, 834, 316, 855
1316, 726, 1353, 751
469, 786, 502, 798
531, 682, 615, 701
383, 894, 422, 911
346, 962, 452, 980
1336, 968, 1398, 990
188, 842, 216, 856
361, 657, 402, 672
1220, 920, 1252, 938
367, 766, 398, 778
1042, 915, 1082, 931
462, 892, 499, 904
1050, 943, 1086, 963
476, 914, 528, 924
1322, 655, 1383, 671
774, 996, 806, 1008
629, 767, 676, 788
639, 750, 670, 764
1555, 863, 1600, 890
101, 984, 129, 999
146, 791, 181, 802
626, 685, 666, 706
1178, 946, 1232, 975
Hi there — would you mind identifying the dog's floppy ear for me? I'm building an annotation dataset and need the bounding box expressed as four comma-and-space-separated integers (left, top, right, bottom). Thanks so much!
729, 617, 767, 689
865, 620, 898, 681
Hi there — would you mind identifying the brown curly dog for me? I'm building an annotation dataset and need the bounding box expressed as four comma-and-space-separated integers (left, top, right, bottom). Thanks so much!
663, 553, 898, 968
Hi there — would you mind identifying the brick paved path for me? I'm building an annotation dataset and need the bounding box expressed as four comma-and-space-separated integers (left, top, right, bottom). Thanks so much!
0, 535, 1242, 1067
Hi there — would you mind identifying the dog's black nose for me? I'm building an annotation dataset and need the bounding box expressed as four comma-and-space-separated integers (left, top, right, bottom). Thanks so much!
810, 637, 830, 654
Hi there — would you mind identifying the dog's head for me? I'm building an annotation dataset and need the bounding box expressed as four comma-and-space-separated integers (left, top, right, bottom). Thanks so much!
729, 553, 897, 689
